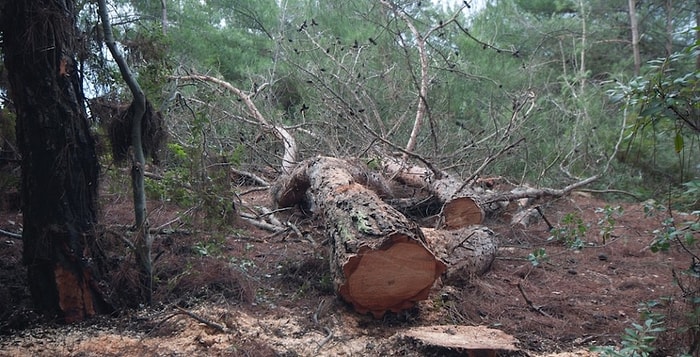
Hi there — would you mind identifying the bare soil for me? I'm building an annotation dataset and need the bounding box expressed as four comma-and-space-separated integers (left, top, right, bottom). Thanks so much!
0, 177, 697, 356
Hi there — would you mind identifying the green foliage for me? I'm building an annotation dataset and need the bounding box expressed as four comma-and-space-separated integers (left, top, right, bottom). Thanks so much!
192, 239, 223, 257
650, 210, 700, 253
595, 205, 623, 244
592, 315, 665, 357
549, 212, 588, 249
527, 247, 549, 267
608, 39, 700, 187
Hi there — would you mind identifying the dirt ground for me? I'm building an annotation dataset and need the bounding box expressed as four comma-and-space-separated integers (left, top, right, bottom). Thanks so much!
0, 177, 697, 356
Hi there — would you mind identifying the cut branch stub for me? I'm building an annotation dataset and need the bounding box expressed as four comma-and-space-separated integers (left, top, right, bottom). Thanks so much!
273, 157, 446, 318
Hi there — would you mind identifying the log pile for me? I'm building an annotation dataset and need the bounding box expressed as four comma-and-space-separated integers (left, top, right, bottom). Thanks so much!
272, 156, 498, 317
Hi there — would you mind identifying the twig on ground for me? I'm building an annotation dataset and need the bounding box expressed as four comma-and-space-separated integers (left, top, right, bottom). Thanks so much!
105, 228, 136, 250
517, 282, 553, 318
312, 299, 333, 352
174, 305, 230, 333
256, 206, 283, 226
283, 221, 307, 243
0, 228, 22, 240
535, 206, 554, 230
239, 212, 286, 233
230, 167, 270, 187
152, 215, 183, 233
577, 188, 641, 201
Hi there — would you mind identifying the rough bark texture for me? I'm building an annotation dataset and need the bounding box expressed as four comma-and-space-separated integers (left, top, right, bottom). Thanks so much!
1, 0, 110, 322
273, 157, 446, 317
422, 226, 497, 285
382, 157, 484, 229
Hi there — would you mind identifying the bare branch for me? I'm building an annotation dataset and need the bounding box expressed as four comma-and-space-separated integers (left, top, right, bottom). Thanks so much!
173, 75, 297, 174
0, 228, 22, 240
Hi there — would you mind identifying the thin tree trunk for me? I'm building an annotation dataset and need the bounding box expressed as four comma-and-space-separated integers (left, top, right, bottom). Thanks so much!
696, 0, 700, 70
98, 0, 152, 304
628, 0, 641, 76
579, 0, 588, 89
1, 0, 111, 322
160, 0, 168, 35
665, 0, 674, 57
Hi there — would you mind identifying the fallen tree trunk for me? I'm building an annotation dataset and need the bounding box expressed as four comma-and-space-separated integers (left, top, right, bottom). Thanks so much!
383, 157, 600, 229
382, 157, 484, 229
272, 157, 461, 317
422, 226, 497, 285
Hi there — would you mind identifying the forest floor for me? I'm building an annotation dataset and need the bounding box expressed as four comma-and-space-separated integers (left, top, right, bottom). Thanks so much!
0, 176, 697, 356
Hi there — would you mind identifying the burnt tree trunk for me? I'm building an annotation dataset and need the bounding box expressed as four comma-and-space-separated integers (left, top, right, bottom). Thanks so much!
1, 0, 111, 322
273, 157, 446, 318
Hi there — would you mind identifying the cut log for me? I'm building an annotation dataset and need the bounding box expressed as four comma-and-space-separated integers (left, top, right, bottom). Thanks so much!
382, 157, 484, 229
441, 197, 485, 230
422, 226, 497, 285
273, 157, 446, 318
383, 157, 601, 230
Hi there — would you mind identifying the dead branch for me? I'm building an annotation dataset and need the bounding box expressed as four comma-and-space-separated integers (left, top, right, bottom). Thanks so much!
481, 175, 600, 205
230, 167, 270, 187
460, 137, 526, 192
174, 305, 231, 333
312, 299, 333, 352
578, 188, 641, 201
239, 213, 286, 233
517, 282, 553, 318
0, 228, 22, 240
172, 74, 297, 174
379, 1, 468, 156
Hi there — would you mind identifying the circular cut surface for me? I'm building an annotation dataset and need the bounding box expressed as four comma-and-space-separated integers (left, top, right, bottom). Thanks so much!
347, 242, 436, 310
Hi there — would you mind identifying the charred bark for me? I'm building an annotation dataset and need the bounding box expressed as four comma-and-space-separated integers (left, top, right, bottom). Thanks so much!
1, 0, 111, 322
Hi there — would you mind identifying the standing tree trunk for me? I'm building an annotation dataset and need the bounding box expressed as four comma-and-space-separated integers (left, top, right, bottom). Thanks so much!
628, 0, 641, 76
696, 0, 700, 70
1, 0, 111, 322
98, 0, 152, 304
665, 0, 674, 57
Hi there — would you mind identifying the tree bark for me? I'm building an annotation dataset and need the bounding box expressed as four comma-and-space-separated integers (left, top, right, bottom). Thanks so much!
381, 157, 484, 229
98, 0, 152, 304
422, 226, 497, 285
696, 0, 700, 70
1, 0, 111, 322
273, 157, 446, 317
382, 157, 599, 229
628, 0, 641, 76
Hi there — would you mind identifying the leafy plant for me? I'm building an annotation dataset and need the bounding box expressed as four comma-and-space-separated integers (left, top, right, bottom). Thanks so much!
595, 205, 624, 244
592, 301, 666, 357
549, 212, 588, 249
651, 210, 699, 253
527, 248, 549, 267
192, 237, 225, 257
